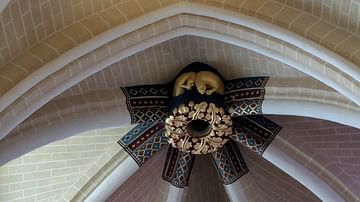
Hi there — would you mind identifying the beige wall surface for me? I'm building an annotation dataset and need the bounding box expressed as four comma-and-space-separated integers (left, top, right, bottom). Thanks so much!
0, 127, 129, 202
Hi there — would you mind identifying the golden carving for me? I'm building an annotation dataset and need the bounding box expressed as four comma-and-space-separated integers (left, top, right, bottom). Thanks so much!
195, 71, 225, 95
165, 101, 233, 154
173, 72, 196, 96
173, 71, 224, 96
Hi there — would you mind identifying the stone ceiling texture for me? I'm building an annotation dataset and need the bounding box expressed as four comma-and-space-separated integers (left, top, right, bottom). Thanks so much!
240, 145, 320, 202
1, 0, 360, 102
107, 147, 231, 202
0, 0, 122, 66
0, 127, 131, 202
107, 148, 172, 202
268, 115, 360, 198
5, 33, 352, 149
58, 35, 305, 98
1, 1, 360, 141
272, 0, 360, 35
0, 0, 360, 201
2, 115, 359, 201
1, 0, 360, 66
107, 139, 320, 202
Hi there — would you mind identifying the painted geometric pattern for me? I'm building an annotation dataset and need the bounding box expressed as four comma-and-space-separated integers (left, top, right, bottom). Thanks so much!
224, 77, 268, 116
118, 122, 168, 166
230, 115, 282, 155
162, 146, 195, 188
121, 84, 170, 123
210, 140, 249, 185
227, 99, 263, 116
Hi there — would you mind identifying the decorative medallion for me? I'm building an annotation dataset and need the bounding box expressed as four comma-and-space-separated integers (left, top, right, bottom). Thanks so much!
165, 64, 233, 154
165, 101, 232, 154
118, 62, 282, 188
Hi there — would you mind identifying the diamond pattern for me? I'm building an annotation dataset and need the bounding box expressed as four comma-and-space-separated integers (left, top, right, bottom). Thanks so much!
224, 77, 268, 116
124, 84, 169, 97
121, 84, 170, 123
230, 116, 282, 155
225, 77, 268, 91
227, 99, 263, 116
210, 141, 248, 185
162, 146, 195, 188
130, 107, 168, 123
132, 135, 167, 164
118, 122, 168, 166
231, 127, 264, 154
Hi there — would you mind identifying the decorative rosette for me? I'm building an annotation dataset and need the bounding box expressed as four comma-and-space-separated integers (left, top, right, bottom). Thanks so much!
165, 101, 233, 154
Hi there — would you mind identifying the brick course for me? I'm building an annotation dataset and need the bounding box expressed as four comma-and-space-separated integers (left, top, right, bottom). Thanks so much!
267, 115, 360, 198
0, 127, 129, 202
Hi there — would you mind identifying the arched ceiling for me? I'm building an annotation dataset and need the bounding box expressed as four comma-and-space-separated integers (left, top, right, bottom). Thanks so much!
0, 1, 360, 201
0, 126, 133, 202
58, 35, 306, 98
1, 0, 360, 66
0, 0, 360, 113
268, 115, 360, 191
6, 116, 357, 202
239, 144, 320, 202
108, 145, 320, 202
2, 35, 357, 164
1, 9, 360, 143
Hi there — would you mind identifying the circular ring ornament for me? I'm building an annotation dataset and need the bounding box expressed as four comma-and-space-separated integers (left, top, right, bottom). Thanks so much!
165, 101, 233, 154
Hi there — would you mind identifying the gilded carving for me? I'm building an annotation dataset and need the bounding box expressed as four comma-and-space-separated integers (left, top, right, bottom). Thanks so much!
165, 101, 232, 154
173, 71, 224, 96
173, 72, 196, 96
195, 71, 225, 95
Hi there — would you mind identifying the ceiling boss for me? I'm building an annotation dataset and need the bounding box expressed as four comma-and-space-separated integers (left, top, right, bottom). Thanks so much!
166, 64, 233, 154
119, 62, 281, 187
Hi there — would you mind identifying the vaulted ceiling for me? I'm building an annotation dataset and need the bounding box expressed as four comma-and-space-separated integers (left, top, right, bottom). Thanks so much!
0, 0, 360, 202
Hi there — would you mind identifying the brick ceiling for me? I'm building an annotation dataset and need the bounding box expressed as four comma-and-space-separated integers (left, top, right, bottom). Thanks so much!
1, 0, 360, 201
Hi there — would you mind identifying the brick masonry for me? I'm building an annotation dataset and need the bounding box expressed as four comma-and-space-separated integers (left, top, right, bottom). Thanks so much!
59, 35, 305, 98
1, 0, 360, 109
183, 155, 230, 202
1, 9, 360, 142
240, 145, 320, 202
0, 0, 123, 66
106, 147, 171, 202
1, 115, 360, 201
1, 0, 360, 67
272, 0, 360, 34
107, 147, 230, 202
108, 140, 321, 202
267, 115, 360, 198
0, 127, 130, 202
